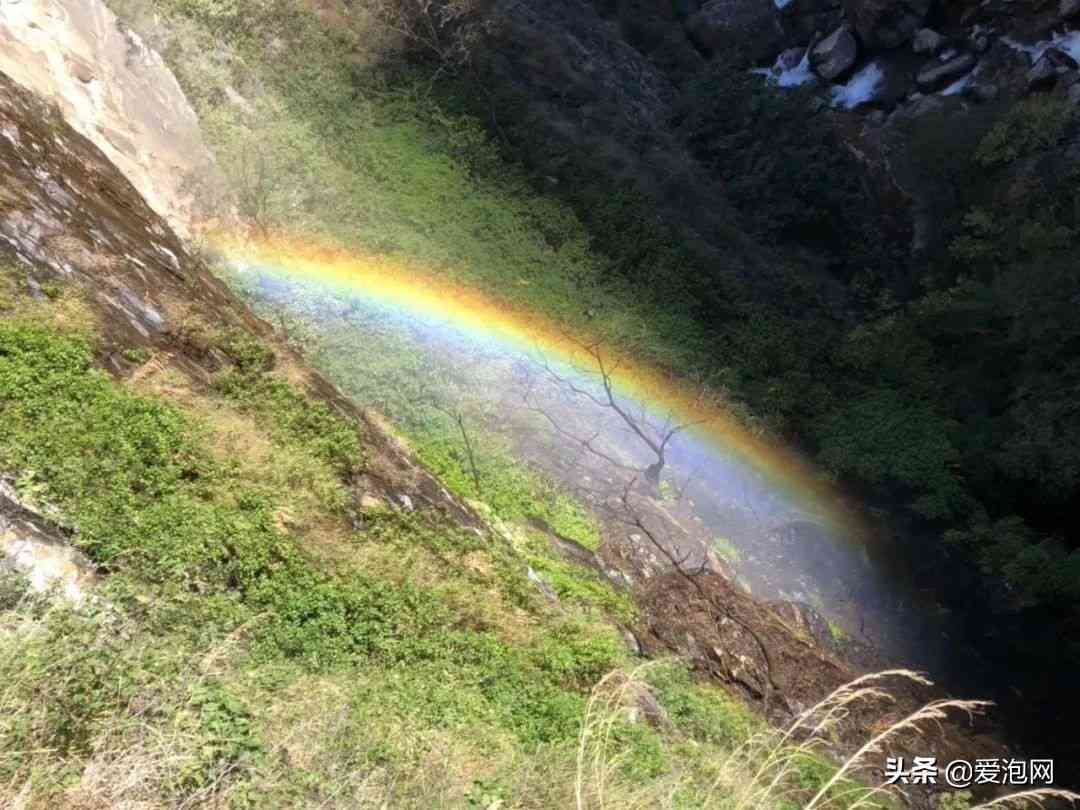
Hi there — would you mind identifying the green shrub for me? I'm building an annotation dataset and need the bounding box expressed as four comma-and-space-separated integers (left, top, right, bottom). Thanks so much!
976, 96, 1075, 167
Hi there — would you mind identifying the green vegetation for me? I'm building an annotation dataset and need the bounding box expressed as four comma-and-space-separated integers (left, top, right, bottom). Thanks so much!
103, 0, 1080, 783
0, 291, 909, 807
415, 423, 603, 550
712, 536, 743, 566
0, 307, 785, 806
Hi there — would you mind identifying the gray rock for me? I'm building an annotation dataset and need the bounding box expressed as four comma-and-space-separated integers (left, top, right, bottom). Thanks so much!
969, 81, 999, 102
777, 46, 807, 70
912, 27, 947, 54
1, 477, 97, 604
809, 25, 859, 80
623, 629, 643, 656
685, 0, 787, 62
777, 0, 845, 42
916, 52, 977, 91
893, 91, 948, 122
1068, 83, 1080, 103
1061, 0, 1080, 19
1027, 46, 1079, 90
844, 0, 932, 49
971, 34, 991, 54
527, 567, 559, 603
634, 690, 673, 730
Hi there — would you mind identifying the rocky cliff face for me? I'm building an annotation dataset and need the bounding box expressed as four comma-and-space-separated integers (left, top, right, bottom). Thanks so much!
0, 0, 216, 236
0, 67, 483, 595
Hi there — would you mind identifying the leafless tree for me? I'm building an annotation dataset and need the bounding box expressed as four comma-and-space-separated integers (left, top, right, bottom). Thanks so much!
614, 477, 786, 714
520, 339, 708, 490
362, 0, 492, 76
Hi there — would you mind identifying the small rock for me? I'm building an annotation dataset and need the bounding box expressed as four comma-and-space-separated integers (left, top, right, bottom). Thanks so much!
809, 25, 859, 81
912, 28, 947, 54
916, 52, 977, 91
397, 494, 414, 511
969, 81, 999, 102
359, 493, 386, 512
777, 46, 806, 70
635, 690, 672, 730
527, 567, 559, 603
971, 34, 990, 54
1068, 83, 1080, 103
1027, 47, 1079, 90
1062, 0, 1080, 19
844, 0, 932, 49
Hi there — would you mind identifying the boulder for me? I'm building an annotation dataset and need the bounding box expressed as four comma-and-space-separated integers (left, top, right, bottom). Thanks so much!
0, 0, 217, 237
810, 24, 859, 80
685, 0, 787, 62
1027, 46, 1079, 90
871, 49, 926, 108
969, 81, 1000, 102
916, 52, 977, 91
843, 0, 932, 49
912, 27, 947, 54
1, 478, 97, 605
777, 45, 807, 70
777, 0, 845, 43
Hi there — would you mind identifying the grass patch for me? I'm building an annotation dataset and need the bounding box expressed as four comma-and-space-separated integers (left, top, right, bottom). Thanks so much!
413, 419, 602, 551
0, 315, 763, 805
713, 535, 743, 565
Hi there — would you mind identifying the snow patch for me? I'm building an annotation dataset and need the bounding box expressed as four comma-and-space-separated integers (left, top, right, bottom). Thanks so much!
774, 0, 793, 8
830, 61, 884, 109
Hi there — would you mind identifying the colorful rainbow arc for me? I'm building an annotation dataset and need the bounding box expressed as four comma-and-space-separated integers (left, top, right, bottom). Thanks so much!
212, 233, 868, 539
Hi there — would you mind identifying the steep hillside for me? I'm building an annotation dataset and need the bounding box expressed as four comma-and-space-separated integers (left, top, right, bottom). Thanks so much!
90, 0, 1080, 768
6, 0, 1080, 805
439, 0, 1080, 766
0, 62, 1006, 809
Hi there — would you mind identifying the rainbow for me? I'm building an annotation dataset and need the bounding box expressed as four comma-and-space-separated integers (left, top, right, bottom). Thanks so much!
211, 232, 868, 538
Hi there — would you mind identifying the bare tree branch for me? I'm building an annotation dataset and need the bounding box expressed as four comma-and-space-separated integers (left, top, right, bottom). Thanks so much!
521, 338, 710, 488
615, 478, 787, 714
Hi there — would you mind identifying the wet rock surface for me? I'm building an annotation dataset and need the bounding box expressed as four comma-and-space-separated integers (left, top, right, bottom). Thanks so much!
0, 69, 486, 555
1, 478, 96, 604
916, 51, 977, 90
843, 0, 931, 49
1028, 46, 1079, 89
810, 25, 860, 80
0, 0, 218, 236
